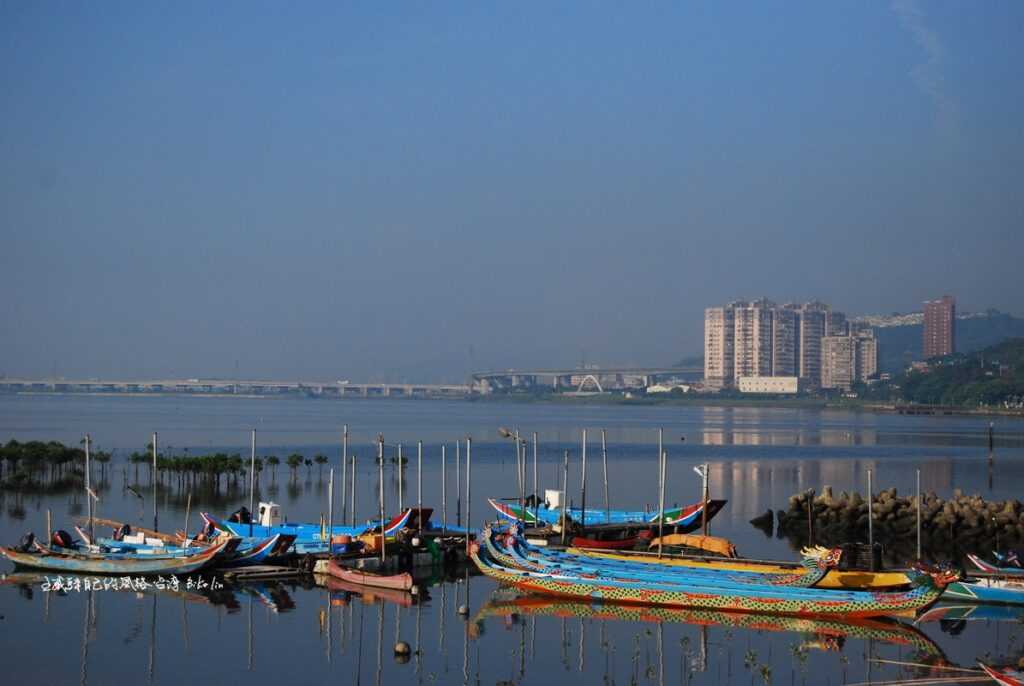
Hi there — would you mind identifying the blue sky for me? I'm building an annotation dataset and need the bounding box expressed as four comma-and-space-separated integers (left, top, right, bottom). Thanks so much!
1, 2, 1022, 382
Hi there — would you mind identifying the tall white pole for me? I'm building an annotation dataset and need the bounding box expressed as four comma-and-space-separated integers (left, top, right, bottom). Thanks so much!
441, 445, 447, 536
916, 468, 922, 561
657, 450, 667, 558
249, 429, 256, 537
341, 425, 348, 516
465, 437, 472, 554
397, 443, 404, 512
867, 468, 874, 554
532, 432, 539, 525
378, 435, 386, 563
327, 468, 335, 554
417, 440, 423, 531
152, 432, 158, 532
601, 429, 609, 524
455, 440, 461, 527
350, 455, 357, 527
580, 429, 588, 531
84, 434, 93, 540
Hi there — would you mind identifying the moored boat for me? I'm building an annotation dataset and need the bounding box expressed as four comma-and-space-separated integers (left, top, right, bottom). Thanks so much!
968, 552, 1024, 576
325, 558, 414, 591
488, 495, 726, 530
572, 548, 911, 590
943, 577, 1024, 605
0, 535, 233, 575
469, 539, 958, 618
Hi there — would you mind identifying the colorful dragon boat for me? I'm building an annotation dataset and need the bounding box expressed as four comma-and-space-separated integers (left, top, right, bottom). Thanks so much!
573, 547, 911, 590
469, 539, 958, 618
483, 526, 842, 589
968, 552, 1024, 576
942, 576, 1024, 605
487, 497, 726, 530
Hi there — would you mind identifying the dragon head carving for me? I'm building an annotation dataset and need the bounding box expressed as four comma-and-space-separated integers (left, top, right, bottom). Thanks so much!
800, 545, 843, 570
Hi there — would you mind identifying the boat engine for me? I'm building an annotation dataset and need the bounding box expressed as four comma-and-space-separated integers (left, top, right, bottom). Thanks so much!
51, 530, 74, 548
14, 532, 35, 553
229, 506, 252, 524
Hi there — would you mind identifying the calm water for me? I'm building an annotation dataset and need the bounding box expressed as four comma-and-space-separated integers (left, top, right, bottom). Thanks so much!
1, 394, 1022, 685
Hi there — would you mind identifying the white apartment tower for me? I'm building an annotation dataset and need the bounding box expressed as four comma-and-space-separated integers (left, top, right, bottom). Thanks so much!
703, 299, 866, 391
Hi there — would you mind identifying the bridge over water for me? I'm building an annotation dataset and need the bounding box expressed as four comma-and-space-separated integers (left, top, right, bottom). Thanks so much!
471, 367, 702, 393
0, 377, 470, 399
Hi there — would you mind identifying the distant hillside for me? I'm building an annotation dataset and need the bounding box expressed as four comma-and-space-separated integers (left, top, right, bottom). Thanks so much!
895, 337, 1024, 406
874, 310, 1024, 374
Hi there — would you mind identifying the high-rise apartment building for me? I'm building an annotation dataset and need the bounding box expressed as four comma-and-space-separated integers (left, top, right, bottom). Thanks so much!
923, 296, 956, 358
703, 306, 735, 390
703, 299, 860, 390
821, 330, 879, 391
734, 299, 775, 380
798, 302, 829, 389
771, 306, 799, 377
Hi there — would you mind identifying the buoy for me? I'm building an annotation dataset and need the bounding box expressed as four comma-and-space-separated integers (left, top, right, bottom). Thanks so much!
394, 641, 411, 656
411, 536, 421, 547
457, 604, 469, 616
410, 584, 419, 596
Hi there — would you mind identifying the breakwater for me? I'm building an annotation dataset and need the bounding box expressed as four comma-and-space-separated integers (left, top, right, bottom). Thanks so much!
756, 486, 1024, 561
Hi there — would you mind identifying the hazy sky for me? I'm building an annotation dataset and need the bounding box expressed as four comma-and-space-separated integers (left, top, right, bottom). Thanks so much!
2, 2, 1022, 382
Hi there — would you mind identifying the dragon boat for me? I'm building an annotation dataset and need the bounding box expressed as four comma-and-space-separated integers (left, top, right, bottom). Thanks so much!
484, 526, 842, 589
942, 576, 1024, 605
979, 663, 1024, 686
967, 552, 1024, 576
572, 547, 911, 590
469, 539, 958, 618
487, 496, 726, 529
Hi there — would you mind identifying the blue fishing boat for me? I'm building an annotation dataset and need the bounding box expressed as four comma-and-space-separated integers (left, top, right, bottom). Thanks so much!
204, 504, 412, 543
93, 532, 294, 567
942, 576, 1024, 605
0, 535, 234, 575
488, 495, 726, 530
967, 552, 1024, 576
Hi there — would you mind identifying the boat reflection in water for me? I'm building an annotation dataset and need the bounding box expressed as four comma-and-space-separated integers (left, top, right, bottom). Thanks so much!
471, 591, 948, 662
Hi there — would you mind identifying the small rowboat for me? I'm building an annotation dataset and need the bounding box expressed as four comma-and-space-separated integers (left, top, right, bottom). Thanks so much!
979, 663, 1024, 686
322, 573, 416, 607
943, 577, 1024, 605
646, 533, 737, 558
572, 548, 911, 590
325, 558, 414, 591
0, 536, 232, 575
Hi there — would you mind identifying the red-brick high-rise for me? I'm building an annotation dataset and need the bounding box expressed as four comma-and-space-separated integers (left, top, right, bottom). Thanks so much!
923, 296, 956, 358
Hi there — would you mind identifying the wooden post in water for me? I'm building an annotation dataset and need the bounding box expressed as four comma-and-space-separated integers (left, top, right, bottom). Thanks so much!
441, 445, 447, 537
807, 488, 814, 546
84, 433, 94, 541
515, 429, 524, 519
580, 429, 587, 532
701, 460, 710, 538
378, 435, 386, 564
560, 449, 570, 546
183, 492, 192, 547
350, 455, 357, 527
152, 432, 159, 532
465, 437, 472, 554
532, 432, 539, 525
455, 441, 461, 527
397, 443, 403, 512
916, 468, 922, 561
46, 509, 52, 545
601, 429, 609, 524
867, 468, 874, 553
249, 429, 256, 537
417, 441, 423, 532
341, 425, 349, 517
328, 468, 335, 555
658, 449, 667, 558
